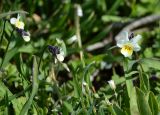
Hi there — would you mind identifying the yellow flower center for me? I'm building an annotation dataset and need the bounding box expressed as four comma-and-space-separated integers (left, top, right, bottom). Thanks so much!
121, 44, 133, 57
15, 20, 24, 29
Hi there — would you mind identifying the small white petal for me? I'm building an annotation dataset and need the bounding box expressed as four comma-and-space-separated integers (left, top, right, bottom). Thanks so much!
10, 18, 17, 24
22, 35, 30, 42
117, 39, 128, 48
133, 43, 141, 51
116, 31, 129, 41
116, 31, 129, 47
56, 54, 64, 62
108, 80, 116, 90
67, 35, 77, 44
131, 34, 142, 43
77, 5, 83, 17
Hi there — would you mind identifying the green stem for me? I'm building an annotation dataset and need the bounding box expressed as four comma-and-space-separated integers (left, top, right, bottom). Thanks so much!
38, 45, 48, 71
74, 4, 85, 67
0, 28, 15, 68
0, 19, 7, 47
124, 58, 133, 98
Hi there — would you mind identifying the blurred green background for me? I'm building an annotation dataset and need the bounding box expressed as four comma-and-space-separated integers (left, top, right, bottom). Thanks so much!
0, 0, 160, 114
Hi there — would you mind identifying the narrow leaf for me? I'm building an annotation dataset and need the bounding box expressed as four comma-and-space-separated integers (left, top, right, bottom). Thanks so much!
148, 92, 158, 115
135, 87, 152, 115
20, 56, 39, 115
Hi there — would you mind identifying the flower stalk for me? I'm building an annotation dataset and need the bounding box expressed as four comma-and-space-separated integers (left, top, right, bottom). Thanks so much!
123, 58, 133, 98
0, 19, 7, 47
0, 28, 15, 68
74, 4, 85, 67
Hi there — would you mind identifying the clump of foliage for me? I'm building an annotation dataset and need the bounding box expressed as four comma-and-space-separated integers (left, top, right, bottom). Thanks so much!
0, 0, 160, 114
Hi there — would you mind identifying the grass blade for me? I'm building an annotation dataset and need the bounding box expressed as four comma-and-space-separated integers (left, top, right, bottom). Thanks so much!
20, 56, 39, 115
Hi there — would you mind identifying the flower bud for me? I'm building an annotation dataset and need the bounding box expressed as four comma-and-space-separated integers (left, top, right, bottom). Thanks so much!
108, 80, 116, 90
77, 5, 83, 17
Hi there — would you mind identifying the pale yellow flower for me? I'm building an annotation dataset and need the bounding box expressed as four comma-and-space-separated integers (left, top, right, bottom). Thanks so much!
10, 14, 24, 29
117, 32, 142, 57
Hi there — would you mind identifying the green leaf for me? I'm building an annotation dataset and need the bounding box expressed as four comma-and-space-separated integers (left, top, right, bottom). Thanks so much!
18, 44, 35, 53
139, 73, 150, 93
20, 56, 39, 115
0, 81, 28, 115
135, 87, 152, 115
102, 15, 130, 22
83, 61, 95, 86
97, 0, 107, 12
140, 58, 160, 71
107, 0, 123, 14
148, 92, 158, 115
63, 101, 73, 113
73, 75, 81, 98
129, 87, 140, 115
4, 92, 9, 115
12, 97, 26, 115
1, 47, 19, 68
108, 104, 125, 115
0, 11, 28, 19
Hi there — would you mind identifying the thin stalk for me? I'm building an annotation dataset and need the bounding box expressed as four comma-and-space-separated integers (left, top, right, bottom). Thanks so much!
113, 89, 118, 101
38, 45, 48, 71
0, 28, 15, 68
123, 58, 133, 98
74, 4, 85, 67
0, 19, 7, 47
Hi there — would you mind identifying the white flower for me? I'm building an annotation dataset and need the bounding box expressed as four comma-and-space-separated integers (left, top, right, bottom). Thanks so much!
108, 80, 116, 90
116, 32, 142, 57
77, 5, 83, 17
10, 14, 24, 29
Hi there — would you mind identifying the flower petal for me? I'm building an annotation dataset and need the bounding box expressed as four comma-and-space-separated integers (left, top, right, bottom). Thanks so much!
108, 80, 116, 90
131, 34, 142, 44
22, 35, 30, 42
116, 31, 129, 47
15, 21, 24, 29
56, 54, 64, 62
77, 5, 83, 17
117, 39, 128, 47
121, 46, 133, 57
133, 43, 141, 51
10, 18, 17, 25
